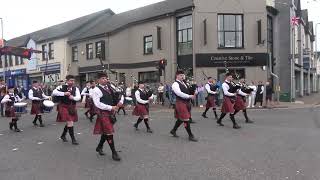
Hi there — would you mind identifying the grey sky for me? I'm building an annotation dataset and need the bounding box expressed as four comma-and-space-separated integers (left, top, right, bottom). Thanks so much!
0, 0, 319, 49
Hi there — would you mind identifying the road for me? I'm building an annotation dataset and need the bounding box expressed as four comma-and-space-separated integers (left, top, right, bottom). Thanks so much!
0, 106, 320, 180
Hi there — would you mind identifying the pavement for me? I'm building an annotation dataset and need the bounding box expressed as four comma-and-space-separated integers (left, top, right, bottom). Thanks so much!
0, 105, 320, 180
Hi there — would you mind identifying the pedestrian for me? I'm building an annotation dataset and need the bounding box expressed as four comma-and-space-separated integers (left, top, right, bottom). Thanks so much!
216, 73, 241, 129
117, 85, 127, 115
91, 72, 123, 161
247, 81, 257, 108
1, 86, 23, 132
52, 75, 81, 145
196, 83, 205, 108
254, 81, 264, 107
266, 81, 274, 107
202, 77, 219, 119
170, 70, 198, 142
81, 80, 96, 122
0, 79, 6, 117
233, 79, 254, 123
157, 83, 165, 105
28, 81, 50, 127
132, 81, 154, 133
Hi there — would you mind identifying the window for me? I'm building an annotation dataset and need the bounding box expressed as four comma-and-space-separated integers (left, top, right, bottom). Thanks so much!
177, 15, 193, 55
8, 55, 13, 67
42, 44, 48, 60
138, 71, 160, 83
20, 57, 24, 65
0, 56, 3, 68
157, 26, 162, 49
86, 43, 93, 60
49, 43, 54, 59
4, 55, 8, 67
119, 73, 126, 84
144, 36, 153, 54
218, 14, 244, 48
72, 46, 78, 62
95, 41, 105, 60
15, 56, 19, 65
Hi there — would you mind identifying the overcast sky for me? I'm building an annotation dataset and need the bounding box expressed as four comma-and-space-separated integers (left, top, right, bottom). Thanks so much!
0, 0, 319, 49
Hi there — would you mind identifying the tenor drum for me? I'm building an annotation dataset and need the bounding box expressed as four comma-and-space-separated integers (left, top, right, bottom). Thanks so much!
43, 100, 54, 113
14, 102, 27, 114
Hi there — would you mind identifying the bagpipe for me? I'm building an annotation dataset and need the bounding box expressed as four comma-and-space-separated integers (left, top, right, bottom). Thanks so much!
184, 80, 197, 95
241, 84, 254, 94
228, 81, 242, 93
107, 81, 123, 106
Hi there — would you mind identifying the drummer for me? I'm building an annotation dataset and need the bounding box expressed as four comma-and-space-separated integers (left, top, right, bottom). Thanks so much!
28, 81, 50, 127
1, 86, 23, 132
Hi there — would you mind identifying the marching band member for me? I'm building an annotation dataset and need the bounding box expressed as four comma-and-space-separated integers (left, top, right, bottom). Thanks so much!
202, 77, 219, 119
1, 86, 22, 132
28, 81, 50, 127
233, 79, 254, 123
132, 81, 153, 133
52, 75, 81, 145
92, 73, 123, 161
81, 80, 96, 122
170, 71, 198, 142
216, 73, 241, 129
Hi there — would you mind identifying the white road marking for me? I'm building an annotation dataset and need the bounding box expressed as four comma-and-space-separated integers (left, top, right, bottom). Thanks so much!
12, 148, 19, 151
37, 142, 44, 145
77, 132, 82, 135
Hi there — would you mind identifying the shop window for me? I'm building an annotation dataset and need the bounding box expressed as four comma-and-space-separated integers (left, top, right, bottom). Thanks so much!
138, 71, 160, 84
218, 14, 244, 48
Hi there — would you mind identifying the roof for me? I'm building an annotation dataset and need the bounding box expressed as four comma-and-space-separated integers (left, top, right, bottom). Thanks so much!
68, 0, 194, 43
6, 9, 115, 47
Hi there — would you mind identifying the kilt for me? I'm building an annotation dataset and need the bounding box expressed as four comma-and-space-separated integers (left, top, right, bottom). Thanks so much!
93, 110, 114, 135
84, 96, 91, 108
221, 96, 235, 113
206, 95, 216, 109
234, 95, 246, 111
132, 104, 149, 116
31, 101, 43, 115
174, 99, 191, 121
56, 104, 61, 121
88, 98, 96, 115
56, 103, 78, 122
5, 106, 16, 118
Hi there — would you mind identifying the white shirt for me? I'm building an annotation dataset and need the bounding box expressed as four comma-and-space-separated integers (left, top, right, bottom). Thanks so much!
135, 88, 152, 104
52, 85, 81, 101
28, 88, 49, 101
205, 83, 218, 95
126, 87, 132, 97
1, 94, 22, 104
81, 87, 90, 96
172, 80, 192, 99
222, 81, 236, 97
158, 86, 164, 93
248, 85, 257, 95
257, 85, 264, 94
92, 85, 124, 111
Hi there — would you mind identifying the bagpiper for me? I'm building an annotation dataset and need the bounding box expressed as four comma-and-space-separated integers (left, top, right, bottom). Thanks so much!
52, 75, 81, 145
202, 77, 219, 119
216, 73, 241, 129
28, 81, 50, 127
132, 81, 153, 133
81, 80, 96, 122
1, 86, 23, 132
91, 72, 123, 161
233, 79, 254, 123
170, 71, 198, 142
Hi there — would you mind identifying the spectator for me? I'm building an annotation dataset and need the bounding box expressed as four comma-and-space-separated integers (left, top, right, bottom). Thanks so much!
247, 81, 257, 108
196, 84, 205, 107
254, 81, 264, 107
157, 83, 165, 105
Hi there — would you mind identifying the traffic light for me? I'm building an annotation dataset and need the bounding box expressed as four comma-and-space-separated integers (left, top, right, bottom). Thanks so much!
0, 46, 32, 59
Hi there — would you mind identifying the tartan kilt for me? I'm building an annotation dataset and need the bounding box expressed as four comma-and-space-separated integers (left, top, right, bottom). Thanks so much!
85, 97, 91, 108
31, 101, 43, 115
234, 95, 246, 111
56, 103, 78, 122
93, 110, 114, 135
174, 99, 191, 121
132, 104, 149, 116
5, 106, 16, 118
206, 95, 216, 109
88, 98, 96, 115
221, 96, 235, 113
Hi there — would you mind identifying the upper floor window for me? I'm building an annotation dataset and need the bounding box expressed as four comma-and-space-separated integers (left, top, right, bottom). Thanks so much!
8, 55, 13, 67
49, 43, 54, 59
218, 14, 244, 48
177, 15, 192, 55
72, 46, 78, 62
95, 41, 105, 60
14, 56, 19, 65
86, 43, 93, 60
144, 36, 153, 54
42, 44, 48, 61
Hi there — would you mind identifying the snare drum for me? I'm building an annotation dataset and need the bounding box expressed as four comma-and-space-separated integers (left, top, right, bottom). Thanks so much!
43, 100, 54, 113
14, 102, 28, 114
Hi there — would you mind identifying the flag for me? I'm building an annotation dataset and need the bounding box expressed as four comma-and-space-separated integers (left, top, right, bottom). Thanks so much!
291, 16, 300, 26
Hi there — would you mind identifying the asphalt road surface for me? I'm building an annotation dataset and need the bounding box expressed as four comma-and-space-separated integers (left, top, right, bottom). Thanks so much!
0, 107, 320, 180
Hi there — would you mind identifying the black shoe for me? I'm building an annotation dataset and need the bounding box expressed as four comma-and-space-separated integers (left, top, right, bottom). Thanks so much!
84, 112, 89, 119
112, 152, 121, 161
246, 119, 254, 124
9, 122, 13, 130
133, 124, 139, 131
60, 136, 68, 142
72, 139, 79, 145
217, 121, 224, 126
170, 130, 179, 137
202, 113, 208, 118
146, 129, 153, 133
96, 147, 105, 156
189, 136, 198, 142
15, 128, 21, 132
39, 124, 45, 127
233, 124, 241, 129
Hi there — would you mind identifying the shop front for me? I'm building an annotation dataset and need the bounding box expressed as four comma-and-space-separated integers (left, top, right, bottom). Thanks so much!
4, 68, 29, 89
38, 63, 61, 86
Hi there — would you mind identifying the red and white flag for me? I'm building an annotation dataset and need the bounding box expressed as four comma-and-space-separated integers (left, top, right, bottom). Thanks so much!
291, 16, 300, 26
